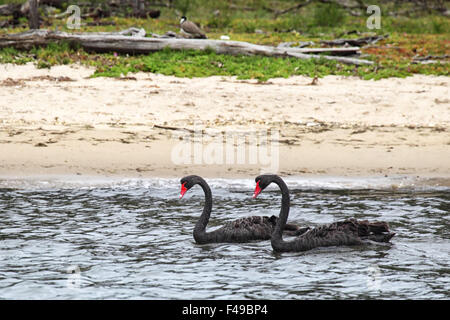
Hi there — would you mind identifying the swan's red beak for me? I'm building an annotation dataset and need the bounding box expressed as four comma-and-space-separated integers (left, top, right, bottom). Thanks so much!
253, 181, 262, 199
180, 182, 188, 199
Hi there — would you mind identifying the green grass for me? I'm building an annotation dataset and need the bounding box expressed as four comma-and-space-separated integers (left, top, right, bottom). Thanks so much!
312, 2, 347, 28
91, 48, 358, 81
0, 0, 25, 4
0, 43, 356, 81
1, 39, 447, 82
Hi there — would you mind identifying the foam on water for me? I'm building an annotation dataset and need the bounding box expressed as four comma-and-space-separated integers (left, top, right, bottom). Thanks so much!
0, 174, 448, 192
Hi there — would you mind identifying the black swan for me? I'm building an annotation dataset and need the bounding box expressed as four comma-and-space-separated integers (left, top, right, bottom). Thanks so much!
252, 174, 396, 253
179, 175, 307, 244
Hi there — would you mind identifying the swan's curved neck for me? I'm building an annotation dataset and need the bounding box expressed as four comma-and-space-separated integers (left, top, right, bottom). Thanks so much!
271, 176, 290, 241
193, 177, 212, 242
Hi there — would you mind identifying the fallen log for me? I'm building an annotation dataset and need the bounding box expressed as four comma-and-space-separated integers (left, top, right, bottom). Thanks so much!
320, 35, 389, 47
412, 54, 450, 61
153, 124, 196, 134
412, 54, 450, 64
80, 27, 147, 37
277, 44, 360, 56
0, 29, 374, 65
278, 41, 315, 48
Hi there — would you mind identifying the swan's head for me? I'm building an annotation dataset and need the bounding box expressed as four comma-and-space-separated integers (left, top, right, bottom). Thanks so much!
179, 175, 199, 199
180, 16, 187, 24
253, 174, 277, 198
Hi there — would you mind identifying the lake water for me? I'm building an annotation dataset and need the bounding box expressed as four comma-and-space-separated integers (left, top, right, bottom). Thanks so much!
0, 176, 449, 299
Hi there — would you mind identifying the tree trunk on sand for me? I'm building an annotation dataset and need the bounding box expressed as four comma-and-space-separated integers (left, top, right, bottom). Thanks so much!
0, 29, 375, 66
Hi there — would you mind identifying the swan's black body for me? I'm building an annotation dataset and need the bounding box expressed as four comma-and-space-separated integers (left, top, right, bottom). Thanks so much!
253, 174, 395, 253
180, 175, 305, 244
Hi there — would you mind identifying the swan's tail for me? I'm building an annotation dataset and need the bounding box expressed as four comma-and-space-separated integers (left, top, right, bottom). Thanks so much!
356, 220, 395, 243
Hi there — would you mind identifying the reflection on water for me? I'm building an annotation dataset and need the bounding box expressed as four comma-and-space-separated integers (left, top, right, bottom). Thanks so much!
0, 177, 449, 299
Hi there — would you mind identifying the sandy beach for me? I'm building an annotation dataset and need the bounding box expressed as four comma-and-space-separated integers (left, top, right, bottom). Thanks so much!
0, 63, 449, 183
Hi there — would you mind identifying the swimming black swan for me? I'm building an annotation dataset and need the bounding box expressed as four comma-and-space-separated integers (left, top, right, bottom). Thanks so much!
179, 175, 307, 244
252, 174, 395, 252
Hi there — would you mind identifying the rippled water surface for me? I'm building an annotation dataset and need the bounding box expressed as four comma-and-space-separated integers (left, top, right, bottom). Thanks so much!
0, 176, 449, 299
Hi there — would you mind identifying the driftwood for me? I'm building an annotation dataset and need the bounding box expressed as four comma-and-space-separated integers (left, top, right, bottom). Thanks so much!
412, 54, 450, 64
278, 45, 361, 56
150, 31, 183, 39
277, 40, 365, 56
278, 41, 315, 48
320, 34, 389, 47
0, 29, 374, 65
153, 124, 196, 134
413, 54, 450, 61
82, 27, 147, 37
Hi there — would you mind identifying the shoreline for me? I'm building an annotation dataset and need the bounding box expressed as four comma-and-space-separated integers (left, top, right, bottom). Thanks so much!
1, 172, 449, 191
0, 63, 449, 182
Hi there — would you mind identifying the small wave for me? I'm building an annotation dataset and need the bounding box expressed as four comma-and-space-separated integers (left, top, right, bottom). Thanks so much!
0, 174, 449, 192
